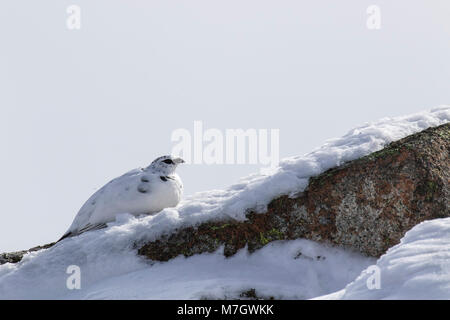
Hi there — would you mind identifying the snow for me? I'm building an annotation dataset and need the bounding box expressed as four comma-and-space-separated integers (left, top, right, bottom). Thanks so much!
0, 105, 448, 299
317, 218, 450, 300
1, 218, 374, 299
61, 240, 374, 300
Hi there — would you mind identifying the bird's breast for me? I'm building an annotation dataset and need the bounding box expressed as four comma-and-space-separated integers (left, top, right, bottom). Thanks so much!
138, 175, 182, 213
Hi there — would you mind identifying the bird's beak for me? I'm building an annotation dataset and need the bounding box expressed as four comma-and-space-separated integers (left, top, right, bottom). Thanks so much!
174, 158, 185, 164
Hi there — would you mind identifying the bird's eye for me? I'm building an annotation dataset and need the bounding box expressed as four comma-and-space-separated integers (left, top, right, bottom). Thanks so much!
163, 159, 174, 164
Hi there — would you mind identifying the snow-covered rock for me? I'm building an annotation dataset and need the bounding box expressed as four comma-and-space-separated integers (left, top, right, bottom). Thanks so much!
139, 121, 450, 260
0, 106, 448, 299
63, 240, 375, 300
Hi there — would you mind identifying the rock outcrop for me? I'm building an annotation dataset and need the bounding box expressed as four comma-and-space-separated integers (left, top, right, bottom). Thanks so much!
2, 123, 449, 265
138, 123, 449, 260
0, 243, 54, 265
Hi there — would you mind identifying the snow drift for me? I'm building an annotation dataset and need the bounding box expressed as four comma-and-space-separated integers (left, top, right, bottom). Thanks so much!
318, 217, 450, 300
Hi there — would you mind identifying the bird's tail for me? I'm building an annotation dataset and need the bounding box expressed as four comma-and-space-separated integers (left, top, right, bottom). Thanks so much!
56, 223, 108, 243
56, 232, 73, 243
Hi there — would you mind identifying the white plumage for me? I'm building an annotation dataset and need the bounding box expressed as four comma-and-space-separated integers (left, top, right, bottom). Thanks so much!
59, 155, 184, 241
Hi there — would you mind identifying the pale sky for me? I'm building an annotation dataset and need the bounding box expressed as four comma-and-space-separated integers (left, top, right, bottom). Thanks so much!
1, 0, 450, 252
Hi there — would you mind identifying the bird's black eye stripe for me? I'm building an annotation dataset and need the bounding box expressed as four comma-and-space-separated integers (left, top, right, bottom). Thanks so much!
163, 159, 174, 164
160, 176, 168, 182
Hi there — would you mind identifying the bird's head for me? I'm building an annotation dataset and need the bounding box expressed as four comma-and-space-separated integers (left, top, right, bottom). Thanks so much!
147, 155, 185, 175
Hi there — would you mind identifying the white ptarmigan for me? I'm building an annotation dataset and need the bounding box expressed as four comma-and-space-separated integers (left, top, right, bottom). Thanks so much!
58, 155, 185, 241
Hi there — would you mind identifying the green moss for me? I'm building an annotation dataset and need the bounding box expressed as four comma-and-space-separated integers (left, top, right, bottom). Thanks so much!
259, 232, 270, 245
367, 146, 400, 160
437, 127, 450, 139
267, 228, 284, 240
259, 228, 284, 246
404, 142, 415, 150
425, 180, 438, 201
210, 223, 231, 231
383, 235, 391, 249
309, 169, 338, 187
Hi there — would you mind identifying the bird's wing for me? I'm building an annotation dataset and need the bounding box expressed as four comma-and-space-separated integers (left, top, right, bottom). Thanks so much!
59, 167, 156, 242
117, 167, 145, 179
63, 167, 144, 236
64, 186, 106, 234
